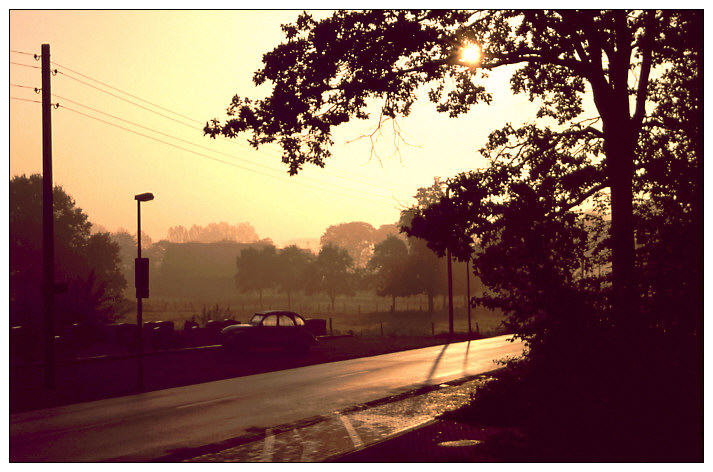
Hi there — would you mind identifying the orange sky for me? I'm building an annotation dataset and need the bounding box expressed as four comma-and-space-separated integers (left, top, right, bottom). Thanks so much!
9, 10, 538, 246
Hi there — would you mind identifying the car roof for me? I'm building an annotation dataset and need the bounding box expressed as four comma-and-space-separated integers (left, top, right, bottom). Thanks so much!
254, 310, 302, 317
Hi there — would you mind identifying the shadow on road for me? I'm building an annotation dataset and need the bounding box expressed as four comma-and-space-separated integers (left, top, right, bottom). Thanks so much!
462, 340, 471, 375
425, 342, 450, 384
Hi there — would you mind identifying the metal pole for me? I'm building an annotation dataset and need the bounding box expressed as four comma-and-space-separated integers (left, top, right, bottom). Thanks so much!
41, 43, 55, 389
446, 187, 454, 338
466, 259, 472, 336
447, 249, 453, 337
137, 201, 143, 391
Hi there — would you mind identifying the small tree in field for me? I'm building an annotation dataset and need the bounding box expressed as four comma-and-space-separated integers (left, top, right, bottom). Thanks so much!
367, 235, 409, 310
235, 244, 277, 309
306, 244, 354, 312
276, 245, 314, 310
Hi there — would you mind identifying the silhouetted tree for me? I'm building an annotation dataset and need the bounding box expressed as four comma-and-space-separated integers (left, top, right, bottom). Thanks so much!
306, 243, 355, 311
372, 223, 403, 245
367, 235, 409, 310
10, 174, 127, 333
235, 244, 278, 309
204, 11, 702, 458
205, 9, 699, 335
276, 245, 314, 310
320, 221, 376, 268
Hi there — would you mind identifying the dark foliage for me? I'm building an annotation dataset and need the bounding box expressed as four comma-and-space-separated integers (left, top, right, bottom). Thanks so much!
10, 174, 128, 335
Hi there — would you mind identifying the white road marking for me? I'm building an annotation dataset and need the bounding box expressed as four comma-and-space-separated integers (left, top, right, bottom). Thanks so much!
337, 413, 363, 448
292, 428, 309, 462
261, 428, 274, 462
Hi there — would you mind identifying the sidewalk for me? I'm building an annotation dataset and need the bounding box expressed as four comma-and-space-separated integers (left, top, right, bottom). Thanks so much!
181, 374, 517, 463
329, 418, 523, 462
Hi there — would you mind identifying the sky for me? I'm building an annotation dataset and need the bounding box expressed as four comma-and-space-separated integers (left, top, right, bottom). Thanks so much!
9, 9, 540, 246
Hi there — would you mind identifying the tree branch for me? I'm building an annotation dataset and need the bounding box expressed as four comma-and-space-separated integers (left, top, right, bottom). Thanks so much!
632, 11, 655, 129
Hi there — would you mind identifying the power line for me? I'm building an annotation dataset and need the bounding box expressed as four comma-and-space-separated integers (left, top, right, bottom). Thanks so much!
58, 103, 399, 206
10, 96, 42, 104
10, 61, 41, 70
10, 83, 40, 91
10, 49, 37, 56
51, 60, 201, 125
56, 70, 200, 131
53, 93, 402, 202
49, 62, 415, 195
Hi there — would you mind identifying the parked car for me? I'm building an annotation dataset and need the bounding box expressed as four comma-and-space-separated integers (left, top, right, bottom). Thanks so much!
220, 310, 318, 354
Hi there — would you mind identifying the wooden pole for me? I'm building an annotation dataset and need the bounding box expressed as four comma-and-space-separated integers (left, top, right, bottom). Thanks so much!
41, 43, 55, 389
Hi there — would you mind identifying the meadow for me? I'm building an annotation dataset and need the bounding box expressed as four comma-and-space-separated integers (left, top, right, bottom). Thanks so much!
120, 290, 508, 338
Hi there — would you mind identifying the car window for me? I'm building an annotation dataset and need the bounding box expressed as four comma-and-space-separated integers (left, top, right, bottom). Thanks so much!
278, 315, 295, 327
262, 315, 277, 326
250, 314, 264, 325
294, 316, 305, 326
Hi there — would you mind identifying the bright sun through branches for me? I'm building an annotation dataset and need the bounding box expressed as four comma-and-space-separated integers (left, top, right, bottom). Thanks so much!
460, 42, 482, 65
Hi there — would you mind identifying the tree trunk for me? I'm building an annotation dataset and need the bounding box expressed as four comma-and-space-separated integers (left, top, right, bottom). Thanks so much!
603, 117, 637, 328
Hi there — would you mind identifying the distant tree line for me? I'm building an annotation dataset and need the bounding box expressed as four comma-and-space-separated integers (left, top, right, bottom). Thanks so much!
165, 222, 260, 243
233, 194, 476, 313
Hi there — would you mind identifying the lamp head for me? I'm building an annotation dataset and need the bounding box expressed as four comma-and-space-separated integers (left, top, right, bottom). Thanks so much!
135, 192, 154, 202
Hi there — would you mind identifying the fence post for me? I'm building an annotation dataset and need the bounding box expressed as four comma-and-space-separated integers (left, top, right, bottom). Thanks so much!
431, 322, 434, 336
380, 322, 383, 337
329, 318, 333, 335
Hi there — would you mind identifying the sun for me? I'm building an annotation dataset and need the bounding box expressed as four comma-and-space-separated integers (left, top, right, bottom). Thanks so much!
460, 43, 482, 65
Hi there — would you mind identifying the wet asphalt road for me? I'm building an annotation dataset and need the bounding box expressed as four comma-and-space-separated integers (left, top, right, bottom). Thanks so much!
10, 335, 524, 462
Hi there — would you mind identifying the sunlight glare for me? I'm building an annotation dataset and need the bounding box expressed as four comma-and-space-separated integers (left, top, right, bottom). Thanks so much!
460, 43, 481, 65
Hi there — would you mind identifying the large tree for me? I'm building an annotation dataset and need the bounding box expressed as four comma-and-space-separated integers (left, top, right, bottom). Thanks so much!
205, 9, 699, 327
10, 174, 127, 332
320, 221, 376, 268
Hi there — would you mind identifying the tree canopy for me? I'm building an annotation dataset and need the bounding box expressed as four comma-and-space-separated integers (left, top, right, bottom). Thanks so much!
10, 174, 127, 331
206, 9, 702, 329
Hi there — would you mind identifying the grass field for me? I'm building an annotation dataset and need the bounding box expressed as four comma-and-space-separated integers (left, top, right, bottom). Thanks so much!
119, 291, 507, 338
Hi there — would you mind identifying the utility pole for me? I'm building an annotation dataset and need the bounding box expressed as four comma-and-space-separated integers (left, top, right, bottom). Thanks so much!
446, 187, 454, 338
447, 248, 454, 337
466, 259, 472, 336
41, 43, 55, 389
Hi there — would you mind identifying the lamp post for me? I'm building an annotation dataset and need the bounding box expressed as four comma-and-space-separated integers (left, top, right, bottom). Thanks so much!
446, 186, 454, 338
466, 259, 472, 336
135, 192, 154, 391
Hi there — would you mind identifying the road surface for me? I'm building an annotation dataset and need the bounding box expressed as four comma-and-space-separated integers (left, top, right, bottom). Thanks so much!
10, 335, 524, 461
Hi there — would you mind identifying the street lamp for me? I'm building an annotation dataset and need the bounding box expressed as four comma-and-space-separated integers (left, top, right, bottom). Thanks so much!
135, 192, 154, 391
446, 187, 454, 338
